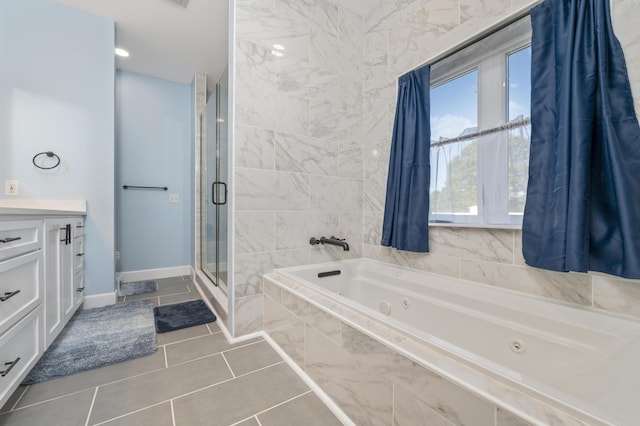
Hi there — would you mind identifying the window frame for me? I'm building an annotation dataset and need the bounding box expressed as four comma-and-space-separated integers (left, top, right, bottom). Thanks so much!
428, 21, 532, 227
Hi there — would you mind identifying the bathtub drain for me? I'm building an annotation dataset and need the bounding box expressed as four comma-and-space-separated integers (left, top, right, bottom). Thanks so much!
509, 338, 526, 354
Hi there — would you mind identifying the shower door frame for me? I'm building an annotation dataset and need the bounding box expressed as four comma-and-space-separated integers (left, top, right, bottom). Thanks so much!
200, 72, 228, 294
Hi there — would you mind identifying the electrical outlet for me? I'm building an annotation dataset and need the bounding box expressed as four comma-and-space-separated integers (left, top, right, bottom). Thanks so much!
5, 180, 19, 196
169, 193, 180, 203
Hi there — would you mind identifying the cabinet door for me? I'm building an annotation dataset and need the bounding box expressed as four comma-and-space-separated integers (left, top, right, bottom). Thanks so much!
60, 224, 74, 323
44, 219, 74, 344
44, 219, 63, 347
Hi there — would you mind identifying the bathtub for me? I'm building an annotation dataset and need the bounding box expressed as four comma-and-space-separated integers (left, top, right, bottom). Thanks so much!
268, 259, 640, 426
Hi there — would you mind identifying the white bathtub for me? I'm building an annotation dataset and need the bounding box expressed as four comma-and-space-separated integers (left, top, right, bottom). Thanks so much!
273, 259, 640, 425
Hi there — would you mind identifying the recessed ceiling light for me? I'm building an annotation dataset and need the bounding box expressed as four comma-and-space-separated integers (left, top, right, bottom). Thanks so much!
115, 48, 130, 57
272, 44, 285, 51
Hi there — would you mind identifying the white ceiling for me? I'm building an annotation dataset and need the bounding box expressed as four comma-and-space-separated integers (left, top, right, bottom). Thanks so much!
54, 0, 229, 88
53, 0, 377, 88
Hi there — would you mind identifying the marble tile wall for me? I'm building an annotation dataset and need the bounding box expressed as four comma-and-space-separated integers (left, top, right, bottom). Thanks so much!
233, 0, 364, 336
263, 278, 571, 426
362, 0, 640, 320
232, 0, 640, 335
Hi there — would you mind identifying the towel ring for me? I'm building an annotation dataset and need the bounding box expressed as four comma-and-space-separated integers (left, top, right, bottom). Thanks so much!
32, 151, 61, 170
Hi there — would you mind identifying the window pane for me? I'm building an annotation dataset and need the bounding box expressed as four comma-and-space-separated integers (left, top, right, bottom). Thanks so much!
430, 70, 479, 218
431, 141, 478, 216
508, 125, 530, 214
507, 47, 531, 121
507, 47, 531, 214
430, 70, 478, 141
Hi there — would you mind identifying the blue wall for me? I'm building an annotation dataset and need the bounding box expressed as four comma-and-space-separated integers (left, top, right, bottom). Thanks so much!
0, 0, 115, 296
115, 71, 193, 272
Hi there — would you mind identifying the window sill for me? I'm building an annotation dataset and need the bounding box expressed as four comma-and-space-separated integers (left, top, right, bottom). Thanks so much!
429, 222, 521, 230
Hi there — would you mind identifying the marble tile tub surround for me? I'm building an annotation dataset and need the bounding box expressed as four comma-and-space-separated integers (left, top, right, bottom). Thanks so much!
362, 0, 640, 319
232, 0, 640, 336
263, 274, 606, 426
233, 0, 364, 336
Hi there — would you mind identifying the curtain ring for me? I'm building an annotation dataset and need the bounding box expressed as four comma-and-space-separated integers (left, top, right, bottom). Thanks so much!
32, 151, 61, 170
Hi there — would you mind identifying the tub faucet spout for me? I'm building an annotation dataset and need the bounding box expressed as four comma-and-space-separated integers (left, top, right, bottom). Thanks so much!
320, 236, 350, 251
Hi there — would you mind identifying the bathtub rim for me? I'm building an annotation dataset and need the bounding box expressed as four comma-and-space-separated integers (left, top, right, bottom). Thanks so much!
277, 258, 640, 324
267, 261, 617, 426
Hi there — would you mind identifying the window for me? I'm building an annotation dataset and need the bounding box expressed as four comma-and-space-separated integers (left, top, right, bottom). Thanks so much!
429, 17, 531, 226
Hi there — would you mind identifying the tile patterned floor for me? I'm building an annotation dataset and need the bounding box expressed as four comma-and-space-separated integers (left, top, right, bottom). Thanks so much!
0, 276, 342, 426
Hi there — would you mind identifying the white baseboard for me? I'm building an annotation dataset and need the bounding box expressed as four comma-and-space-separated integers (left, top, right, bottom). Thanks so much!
117, 265, 191, 283
81, 292, 116, 310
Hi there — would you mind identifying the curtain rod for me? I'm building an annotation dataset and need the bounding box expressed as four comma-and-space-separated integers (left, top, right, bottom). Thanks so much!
399, 0, 544, 78
430, 117, 531, 148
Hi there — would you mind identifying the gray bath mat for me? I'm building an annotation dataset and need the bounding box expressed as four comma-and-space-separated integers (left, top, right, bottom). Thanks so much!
23, 300, 157, 384
119, 280, 158, 297
154, 300, 216, 333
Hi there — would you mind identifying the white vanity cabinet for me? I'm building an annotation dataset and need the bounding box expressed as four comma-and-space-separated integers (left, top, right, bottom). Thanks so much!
0, 204, 86, 409
0, 220, 45, 407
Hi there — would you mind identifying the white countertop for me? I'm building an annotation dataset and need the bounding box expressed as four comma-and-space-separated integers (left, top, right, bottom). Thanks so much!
0, 199, 87, 216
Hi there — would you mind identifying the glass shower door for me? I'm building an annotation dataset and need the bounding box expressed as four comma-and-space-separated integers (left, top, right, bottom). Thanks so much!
200, 69, 228, 293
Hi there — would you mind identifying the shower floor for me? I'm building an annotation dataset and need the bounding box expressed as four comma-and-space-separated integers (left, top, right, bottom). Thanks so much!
0, 276, 342, 425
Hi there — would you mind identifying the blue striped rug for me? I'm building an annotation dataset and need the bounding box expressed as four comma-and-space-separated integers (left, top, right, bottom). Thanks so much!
23, 300, 157, 384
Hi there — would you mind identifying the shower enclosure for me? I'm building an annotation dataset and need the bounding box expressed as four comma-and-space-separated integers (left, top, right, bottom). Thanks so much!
200, 69, 229, 294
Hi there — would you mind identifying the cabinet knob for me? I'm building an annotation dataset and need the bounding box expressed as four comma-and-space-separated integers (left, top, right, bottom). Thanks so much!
0, 290, 20, 302
0, 357, 20, 377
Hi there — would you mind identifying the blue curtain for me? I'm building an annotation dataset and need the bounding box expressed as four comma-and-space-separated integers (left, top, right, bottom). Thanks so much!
381, 66, 431, 252
522, 0, 640, 278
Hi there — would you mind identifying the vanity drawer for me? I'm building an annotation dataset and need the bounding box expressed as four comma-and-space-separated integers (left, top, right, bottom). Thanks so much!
73, 219, 84, 238
0, 251, 43, 337
0, 220, 42, 261
0, 307, 43, 407
73, 238, 84, 274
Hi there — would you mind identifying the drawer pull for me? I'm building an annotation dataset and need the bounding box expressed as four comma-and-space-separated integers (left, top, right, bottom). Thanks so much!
0, 358, 20, 377
76, 287, 85, 292
0, 237, 21, 244
0, 290, 20, 302
76, 253, 85, 257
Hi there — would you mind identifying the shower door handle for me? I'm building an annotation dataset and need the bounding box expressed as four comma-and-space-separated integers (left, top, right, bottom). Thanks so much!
212, 182, 227, 205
